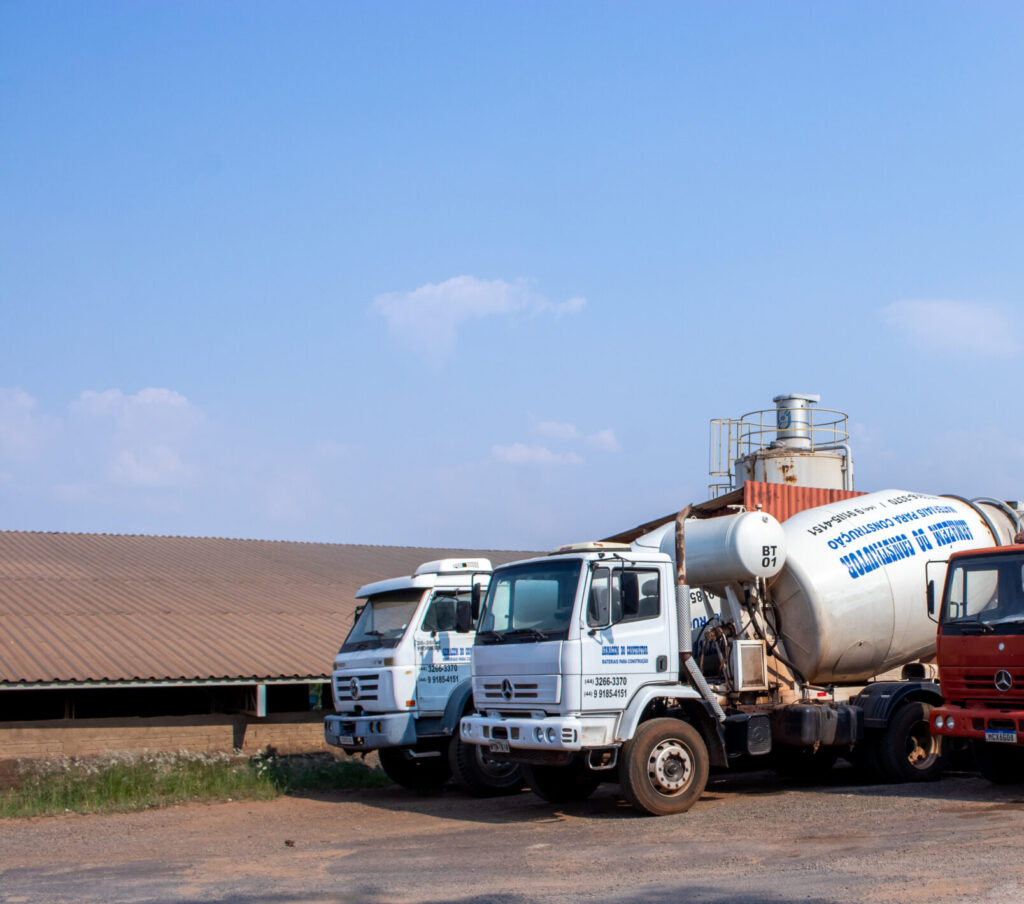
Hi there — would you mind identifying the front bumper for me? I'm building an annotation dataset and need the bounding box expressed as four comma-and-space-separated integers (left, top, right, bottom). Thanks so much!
460, 712, 618, 752
324, 712, 417, 751
932, 704, 1024, 743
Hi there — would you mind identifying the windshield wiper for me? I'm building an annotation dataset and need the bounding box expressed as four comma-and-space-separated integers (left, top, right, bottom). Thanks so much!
475, 630, 504, 644
956, 616, 995, 634
504, 628, 551, 642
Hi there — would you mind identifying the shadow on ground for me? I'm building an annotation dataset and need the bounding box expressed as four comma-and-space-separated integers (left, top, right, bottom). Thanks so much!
285, 762, 1015, 825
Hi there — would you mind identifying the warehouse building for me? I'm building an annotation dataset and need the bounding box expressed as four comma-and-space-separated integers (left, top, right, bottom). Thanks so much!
0, 480, 864, 761
0, 531, 534, 759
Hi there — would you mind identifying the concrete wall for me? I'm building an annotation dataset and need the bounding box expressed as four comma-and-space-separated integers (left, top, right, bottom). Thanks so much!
0, 712, 330, 760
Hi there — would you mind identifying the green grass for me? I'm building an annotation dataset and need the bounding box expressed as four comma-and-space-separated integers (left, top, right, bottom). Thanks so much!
0, 751, 390, 818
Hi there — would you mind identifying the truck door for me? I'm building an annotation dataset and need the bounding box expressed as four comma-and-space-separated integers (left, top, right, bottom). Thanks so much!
579, 563, 672, 712
413, 591, 473, 714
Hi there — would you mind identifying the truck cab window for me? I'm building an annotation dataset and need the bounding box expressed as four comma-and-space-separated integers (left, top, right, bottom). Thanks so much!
621, 570, 660, 622
587, 568, 660, 626
420, 593, 464, 633
943, 559, 1024, 623
341, 589, 424, 651
478, 560, 581, 639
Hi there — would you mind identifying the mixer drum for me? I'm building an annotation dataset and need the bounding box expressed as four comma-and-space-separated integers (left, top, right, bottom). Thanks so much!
770, 489, 1009, 684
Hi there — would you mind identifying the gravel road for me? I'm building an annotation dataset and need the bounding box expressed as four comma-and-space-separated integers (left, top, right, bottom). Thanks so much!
3, 768, 1024, 904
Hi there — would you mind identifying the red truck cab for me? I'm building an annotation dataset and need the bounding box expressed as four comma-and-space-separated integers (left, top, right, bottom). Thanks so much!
932, 544, 1024, 783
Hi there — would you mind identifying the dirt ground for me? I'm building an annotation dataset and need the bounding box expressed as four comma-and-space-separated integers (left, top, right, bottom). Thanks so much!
3, 767, 1024, 904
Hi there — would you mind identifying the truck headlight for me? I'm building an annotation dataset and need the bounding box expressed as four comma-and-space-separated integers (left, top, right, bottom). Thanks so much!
546, 727, 557, 743
934, 714, 944, 730
945, 716, 955, 730
535, 727, 545, 743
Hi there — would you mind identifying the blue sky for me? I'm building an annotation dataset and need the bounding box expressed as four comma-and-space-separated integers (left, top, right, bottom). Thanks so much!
2, 1, 1023, 549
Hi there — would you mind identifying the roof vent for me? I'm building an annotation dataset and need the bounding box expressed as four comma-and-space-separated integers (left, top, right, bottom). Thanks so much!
414, 558, 493, 576
550, 542, 632, 556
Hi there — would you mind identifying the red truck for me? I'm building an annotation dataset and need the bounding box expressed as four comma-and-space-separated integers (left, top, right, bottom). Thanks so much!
932, 541, 1024, 783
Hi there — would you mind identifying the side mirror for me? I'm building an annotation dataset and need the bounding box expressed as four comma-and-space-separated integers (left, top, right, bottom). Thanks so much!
588, 566, 613, 630
456, 599, 474, 634
470, 582, 482, 620
925, 561, 946, 625
926, 579, 938, 624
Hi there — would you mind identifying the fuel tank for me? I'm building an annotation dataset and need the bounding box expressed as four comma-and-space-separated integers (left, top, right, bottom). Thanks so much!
772, 489, 1017, 683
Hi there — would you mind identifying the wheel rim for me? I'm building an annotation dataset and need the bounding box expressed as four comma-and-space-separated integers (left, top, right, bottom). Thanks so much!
906, 719, 940, 770
647, 738, 693, 794
474, 745, 519, 780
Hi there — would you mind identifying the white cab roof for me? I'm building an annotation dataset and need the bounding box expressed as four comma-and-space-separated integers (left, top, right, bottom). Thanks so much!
356, 558, 493, 599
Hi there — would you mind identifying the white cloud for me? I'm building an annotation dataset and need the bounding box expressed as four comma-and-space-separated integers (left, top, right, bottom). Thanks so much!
882, 300, 1020, 356
495, 420, 619, 467
533, 419, 619, 451
0, 388, 57, 460
536, 420, 580, 441
492, 443, 584, 466
372, 275, 586, 356
586, 428, 620, 452
111, 446, 189, 487
71, 387, 204, 487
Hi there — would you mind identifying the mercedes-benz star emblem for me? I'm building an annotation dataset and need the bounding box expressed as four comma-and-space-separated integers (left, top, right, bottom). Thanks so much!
350, 677, 361, 700
501, 679, 514, 700
995, 670, 1013, 693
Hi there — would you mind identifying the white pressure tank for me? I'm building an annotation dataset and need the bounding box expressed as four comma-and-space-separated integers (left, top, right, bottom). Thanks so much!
771, 489, 1017, 683
634, 511, 788, 591
679, 510, 787, 589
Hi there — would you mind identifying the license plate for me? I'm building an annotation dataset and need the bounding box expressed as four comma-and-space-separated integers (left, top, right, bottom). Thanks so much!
489, 740, 510, 753
985, 730, 1018, 744
338, 735, 354, 746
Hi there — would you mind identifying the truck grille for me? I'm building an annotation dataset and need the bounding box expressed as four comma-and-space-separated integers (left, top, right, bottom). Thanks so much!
942, 668, 1024, 707
334, 672, 381, 703
474, 675, 560, 705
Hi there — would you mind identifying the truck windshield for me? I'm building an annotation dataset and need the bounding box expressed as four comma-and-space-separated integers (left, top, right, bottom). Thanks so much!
942, 556, 1024, 625
341, 589, 425, 651
477, 560, 581, 643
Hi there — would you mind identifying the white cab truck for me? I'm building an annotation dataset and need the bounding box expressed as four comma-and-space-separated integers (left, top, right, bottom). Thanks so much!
324, 558, 522, 795
460, 490, 1020, 814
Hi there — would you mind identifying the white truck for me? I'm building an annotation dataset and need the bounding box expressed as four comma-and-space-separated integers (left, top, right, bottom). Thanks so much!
460, 488, 1020, 814
324, 558, 522, 795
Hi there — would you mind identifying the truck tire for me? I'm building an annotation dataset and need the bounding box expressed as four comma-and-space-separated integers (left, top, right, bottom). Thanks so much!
448, 737, 523, 797
878, 701, 944, 783
378, 745, 452, 791
973, 741, 1024, 785
848, 730, 885, 783
619, 718, 709, 816
523, 761, 601, 804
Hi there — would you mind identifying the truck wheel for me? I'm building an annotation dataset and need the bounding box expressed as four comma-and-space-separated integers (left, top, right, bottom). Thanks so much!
973, 740, 1024, 785
377, 745, 452, 791
523, 761, 601, 804
448, 737, 523, 797
878, 701, 944, 783
619, 718, 709, 816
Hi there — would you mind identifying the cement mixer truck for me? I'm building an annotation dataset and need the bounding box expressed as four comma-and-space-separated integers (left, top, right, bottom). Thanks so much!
459, 486, 1020, 815
324, 558, 522, 795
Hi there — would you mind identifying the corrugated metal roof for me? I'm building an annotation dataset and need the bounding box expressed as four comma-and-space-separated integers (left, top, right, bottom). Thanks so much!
0, 532, 538, 687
